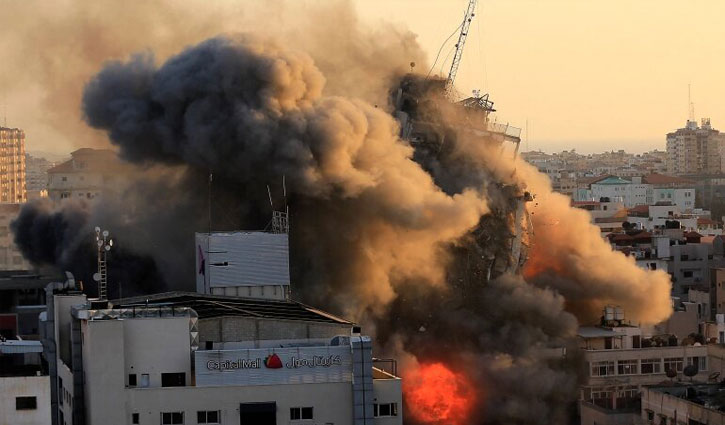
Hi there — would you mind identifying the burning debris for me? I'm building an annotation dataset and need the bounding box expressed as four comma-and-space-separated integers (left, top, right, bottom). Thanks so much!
10, 18, 671, 425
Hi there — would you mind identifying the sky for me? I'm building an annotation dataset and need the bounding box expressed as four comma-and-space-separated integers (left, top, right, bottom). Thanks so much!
2, 0, 724, 156
353, 0, 725, 154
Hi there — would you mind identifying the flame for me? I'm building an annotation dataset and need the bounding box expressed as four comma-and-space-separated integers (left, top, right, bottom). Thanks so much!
403, 362, 476, 424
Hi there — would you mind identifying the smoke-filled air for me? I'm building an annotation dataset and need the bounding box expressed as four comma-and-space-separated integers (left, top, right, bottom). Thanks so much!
7, 1, 672, 424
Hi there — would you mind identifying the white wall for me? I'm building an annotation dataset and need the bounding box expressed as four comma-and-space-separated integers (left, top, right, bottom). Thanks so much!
0, 375, 52, 425
123, 317, 191, 389
373, 376, 403, 425
124, 382, 354, 425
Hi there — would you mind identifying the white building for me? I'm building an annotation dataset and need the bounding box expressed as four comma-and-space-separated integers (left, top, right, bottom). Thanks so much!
42, 281, 402, 425
0, 339, 51, 425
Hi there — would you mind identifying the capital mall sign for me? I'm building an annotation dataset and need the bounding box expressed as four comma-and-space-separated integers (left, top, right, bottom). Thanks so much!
205, 353, 343, 371
196, 346, 353, 386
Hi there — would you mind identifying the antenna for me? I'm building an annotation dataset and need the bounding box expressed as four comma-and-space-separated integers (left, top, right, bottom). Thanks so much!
526, 118, 529, 152
267, 185, 274, 210
93, 227, 113, 301
688, 84, 695, 123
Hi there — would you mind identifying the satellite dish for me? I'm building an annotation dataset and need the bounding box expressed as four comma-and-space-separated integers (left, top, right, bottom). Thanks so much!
92, 273, 101, 282
97, 240, 103, 247
105, 245, 111, 251
666, 368, 677, 379
102, 230, 109, 238
684, 364, 698, 378
95, 226, 100, 233
109, 239, 113, 247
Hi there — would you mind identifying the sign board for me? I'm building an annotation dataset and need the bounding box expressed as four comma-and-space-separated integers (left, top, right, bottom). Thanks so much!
195, 346, 353, 387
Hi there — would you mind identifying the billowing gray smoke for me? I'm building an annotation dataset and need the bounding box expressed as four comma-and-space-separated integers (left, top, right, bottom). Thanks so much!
11, 32, 669, 424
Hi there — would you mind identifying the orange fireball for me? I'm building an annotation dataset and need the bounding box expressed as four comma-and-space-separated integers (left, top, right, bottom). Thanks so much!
403, 362, 477, 424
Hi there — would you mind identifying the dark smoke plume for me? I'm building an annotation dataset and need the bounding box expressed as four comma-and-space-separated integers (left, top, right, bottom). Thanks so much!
11, 26, 670, 425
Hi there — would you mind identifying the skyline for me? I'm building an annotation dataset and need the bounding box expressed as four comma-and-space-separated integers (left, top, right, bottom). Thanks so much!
1, 0, 724, 155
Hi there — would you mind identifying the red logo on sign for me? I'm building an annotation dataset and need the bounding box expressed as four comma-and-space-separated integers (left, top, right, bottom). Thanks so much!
264, 354, 283, 369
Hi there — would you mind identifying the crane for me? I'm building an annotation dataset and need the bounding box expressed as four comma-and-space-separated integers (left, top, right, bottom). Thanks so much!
445, 0, 478, 99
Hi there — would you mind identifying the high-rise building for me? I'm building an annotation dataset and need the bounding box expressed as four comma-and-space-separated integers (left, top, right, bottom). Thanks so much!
0, 127, 26, 203
666, 118, 725, 176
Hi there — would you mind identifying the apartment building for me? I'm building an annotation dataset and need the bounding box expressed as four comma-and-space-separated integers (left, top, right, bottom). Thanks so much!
0, 127, 26, 203
46, 148, 131, 202
667, 118, 725, 176
578, 308, 709, 425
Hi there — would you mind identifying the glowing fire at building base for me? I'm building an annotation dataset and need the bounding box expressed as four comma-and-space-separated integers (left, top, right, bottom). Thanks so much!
403, 362, 477, 425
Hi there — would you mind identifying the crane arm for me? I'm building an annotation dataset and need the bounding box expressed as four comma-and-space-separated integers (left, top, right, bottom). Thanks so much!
445, 0, 477, 98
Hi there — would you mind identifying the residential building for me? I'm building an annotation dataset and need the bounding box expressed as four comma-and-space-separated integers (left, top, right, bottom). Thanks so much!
46, 148, 131, 202
0, 204, 32, 271
578, 307, 710, 425
666, 118, 725, 176
25, 153, 55, 200
641, 383, 725, 425
0, 127, 27, 203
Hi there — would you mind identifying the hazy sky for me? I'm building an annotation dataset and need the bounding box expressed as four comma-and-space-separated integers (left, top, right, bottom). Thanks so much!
355, 0, 725, 153
3, 0, 724, 155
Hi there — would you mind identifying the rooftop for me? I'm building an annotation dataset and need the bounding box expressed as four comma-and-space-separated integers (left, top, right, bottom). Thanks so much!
111, 292, 353, 325
642, 173, 695, 186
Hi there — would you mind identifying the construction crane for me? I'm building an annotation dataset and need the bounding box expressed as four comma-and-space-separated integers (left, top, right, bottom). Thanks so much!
445, 0, 478, 99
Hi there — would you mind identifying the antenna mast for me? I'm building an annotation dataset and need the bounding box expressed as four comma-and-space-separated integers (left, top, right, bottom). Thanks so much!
94, 227, 113, 301
445, 0, 478, 99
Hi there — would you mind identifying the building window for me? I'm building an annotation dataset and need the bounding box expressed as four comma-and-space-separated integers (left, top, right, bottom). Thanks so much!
161, 372, 186, 387
16, 396, 37, 410
373, 403, 399, 417
197, 411, 220, 424
641, 358, 662, 374
617, 359, 638, 375
591, 387, 612, 400
59, 377, 64, 406
61, 176, 67, 182
161, 412, 184, 425
141, 374, 150, 388
133, 413, 140, 424
687, 356, 707, 371
664, 357, 684, 373
290, 407, 313, 420
590, 361, 615, 377
129, 374, 137, 387
683, 271, 693, 278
